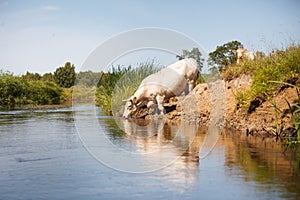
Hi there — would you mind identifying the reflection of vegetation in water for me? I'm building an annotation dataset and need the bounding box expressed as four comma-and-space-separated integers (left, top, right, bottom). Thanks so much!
224, 133, 300, 196
96, 60, 160, 115
99, 117, 126, 138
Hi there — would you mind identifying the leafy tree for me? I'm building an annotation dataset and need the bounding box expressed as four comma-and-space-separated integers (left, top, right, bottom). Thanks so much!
76, 70, 102, 87
208, 40, 243, 72
0, 73, 28, 107
23, 71, 41, 81
41, 72, 54, 82
54, 62, 76, 88
176, 48, 204, 72
27, 81, 62, 105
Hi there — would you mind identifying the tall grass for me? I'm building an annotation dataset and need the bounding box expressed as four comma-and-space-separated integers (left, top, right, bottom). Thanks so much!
95, 60, 160, 115
275, 82, 300, 141
223, 45, 300, 108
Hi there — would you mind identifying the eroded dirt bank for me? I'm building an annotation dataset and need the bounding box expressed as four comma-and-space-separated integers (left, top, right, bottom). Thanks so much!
163, 75, 298, 138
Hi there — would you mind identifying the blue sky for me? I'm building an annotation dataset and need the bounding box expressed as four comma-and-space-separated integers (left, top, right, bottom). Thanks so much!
0, 0, 299, 74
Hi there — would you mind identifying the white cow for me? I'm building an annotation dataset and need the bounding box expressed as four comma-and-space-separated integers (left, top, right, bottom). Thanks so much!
122, 58, 199, 119
232, 48, 256, 64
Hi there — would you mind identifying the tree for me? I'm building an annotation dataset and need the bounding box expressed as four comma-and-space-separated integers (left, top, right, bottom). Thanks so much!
76, 71, 102, 87
23, 71, 41, 81
176, 48, 204, 72
54, 62, 76, 88
41, 72, 54, 82
208, 40, 243, 72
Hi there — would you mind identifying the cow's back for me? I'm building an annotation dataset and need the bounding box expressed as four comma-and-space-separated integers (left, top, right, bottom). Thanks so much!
138, 58, 198, 98
139, 67, 187, 98
168, 58, 198, 81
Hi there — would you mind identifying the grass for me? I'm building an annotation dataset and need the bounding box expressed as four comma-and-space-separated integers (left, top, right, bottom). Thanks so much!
278, 82, 300, 143
223, 44, 300, 144
223, 45, 300, 109
96, 60, 160, 115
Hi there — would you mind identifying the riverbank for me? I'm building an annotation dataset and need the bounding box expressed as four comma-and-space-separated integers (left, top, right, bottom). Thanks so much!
165, 45, 300, 139
225, 75, 298, 137
163, 74, 298, 139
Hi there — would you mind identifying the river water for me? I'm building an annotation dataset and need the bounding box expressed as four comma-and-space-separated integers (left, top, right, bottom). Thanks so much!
0, 105, 299, 200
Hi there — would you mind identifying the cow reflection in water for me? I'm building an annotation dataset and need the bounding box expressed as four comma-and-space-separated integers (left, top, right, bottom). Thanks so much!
121, 117, 206, 163
121, 118, 206, 189
120, 118, 207, 190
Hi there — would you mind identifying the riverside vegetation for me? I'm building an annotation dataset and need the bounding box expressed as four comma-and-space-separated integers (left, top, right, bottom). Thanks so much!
0, 62, 101, 109
1, 43, 299, 144
95, 44, 300, 144
223, 45, 300, 142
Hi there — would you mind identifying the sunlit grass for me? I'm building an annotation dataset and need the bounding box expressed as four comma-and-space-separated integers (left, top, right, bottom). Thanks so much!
95, 60, 160, 115
223, 45, 300, 108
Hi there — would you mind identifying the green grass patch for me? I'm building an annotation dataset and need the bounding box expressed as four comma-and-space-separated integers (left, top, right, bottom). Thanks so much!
223, 45, 300, 108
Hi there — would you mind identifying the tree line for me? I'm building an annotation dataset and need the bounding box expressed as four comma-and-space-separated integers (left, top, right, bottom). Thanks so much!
0, 62, 101, 108
0, 40, 264, 109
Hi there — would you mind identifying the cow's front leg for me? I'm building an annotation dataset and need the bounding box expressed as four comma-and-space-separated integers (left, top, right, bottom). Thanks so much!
156, 94, 165, 115
188, 79, 195, 94
147, 100, 155, 114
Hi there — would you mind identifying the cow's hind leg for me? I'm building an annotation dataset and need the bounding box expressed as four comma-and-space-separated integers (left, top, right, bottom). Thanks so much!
156, 94, 165, 115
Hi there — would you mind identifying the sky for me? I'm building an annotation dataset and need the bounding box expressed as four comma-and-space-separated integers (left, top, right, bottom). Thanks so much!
0, 0, 299, 74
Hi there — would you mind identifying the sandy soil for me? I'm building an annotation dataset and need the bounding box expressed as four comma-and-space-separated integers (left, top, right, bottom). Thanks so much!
164, 74, 298, 138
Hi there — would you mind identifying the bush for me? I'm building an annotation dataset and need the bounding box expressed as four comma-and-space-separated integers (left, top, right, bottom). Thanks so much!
0, 73, 29, 107
0, 72, 63, 108
27, 81, 62, 105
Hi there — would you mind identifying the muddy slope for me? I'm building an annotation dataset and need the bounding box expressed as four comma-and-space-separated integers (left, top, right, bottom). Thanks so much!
165, 75, 298, 137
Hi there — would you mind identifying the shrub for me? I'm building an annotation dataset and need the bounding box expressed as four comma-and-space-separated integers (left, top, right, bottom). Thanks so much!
0, 72, 63, 108
0, 73, 29, 107
27, 81, 62, 105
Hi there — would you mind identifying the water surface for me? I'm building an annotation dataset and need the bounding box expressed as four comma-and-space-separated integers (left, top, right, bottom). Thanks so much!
0, 105, 299, 199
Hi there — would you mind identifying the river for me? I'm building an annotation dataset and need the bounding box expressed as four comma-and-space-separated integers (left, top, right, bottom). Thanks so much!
0, 105, 299, 200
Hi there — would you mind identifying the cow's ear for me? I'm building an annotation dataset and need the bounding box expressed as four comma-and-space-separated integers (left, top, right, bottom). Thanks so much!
132, 97, 137, 104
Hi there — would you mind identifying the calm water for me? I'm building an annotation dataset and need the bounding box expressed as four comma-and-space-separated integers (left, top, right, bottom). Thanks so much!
0, 105, 299, 200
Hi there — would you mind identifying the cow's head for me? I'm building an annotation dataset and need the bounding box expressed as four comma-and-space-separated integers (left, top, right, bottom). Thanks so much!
122, 97, 138, 119
232, 48, 246, 59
